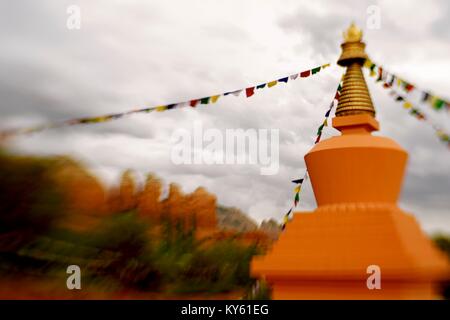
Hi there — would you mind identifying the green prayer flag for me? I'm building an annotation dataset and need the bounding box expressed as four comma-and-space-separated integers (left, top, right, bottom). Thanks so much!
311, 67, 321, 74
317, 124, 325, 135
200, 97, 210, 104
434, 99, 444, 110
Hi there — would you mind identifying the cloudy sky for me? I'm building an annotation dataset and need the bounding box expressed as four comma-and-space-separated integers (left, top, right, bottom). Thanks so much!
1, 0, 449, 233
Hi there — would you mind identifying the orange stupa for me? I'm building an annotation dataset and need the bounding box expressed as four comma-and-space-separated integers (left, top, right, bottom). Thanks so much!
251, 23, 449, 299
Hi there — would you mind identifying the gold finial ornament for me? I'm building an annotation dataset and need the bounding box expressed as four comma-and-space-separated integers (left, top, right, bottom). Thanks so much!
343, 22, 363, 42
335, 23, 375, 117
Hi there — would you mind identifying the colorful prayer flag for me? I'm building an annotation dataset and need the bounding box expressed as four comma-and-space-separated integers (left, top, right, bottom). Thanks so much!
311, 67, 321, 74
294, 193, 300, 206
403, 102, 412, 109
200, 97, 210, 104
278, 77, 289, 83
292, 178, 304, 184
256, 83, 266, 89
246, 87, 255, 98
405, 84, 414, 92
190, 99, 199, 107
314, 133, 322, 144
211, 95, 220, 103
290, 74, 298, 80
300, 70, 310, 78
376, 67, 383, 82
335, 92, 341, 100
369, 64, 376, 77
267, 81, 278, 88
317, 124, 325, 135
433, 99, 444, 110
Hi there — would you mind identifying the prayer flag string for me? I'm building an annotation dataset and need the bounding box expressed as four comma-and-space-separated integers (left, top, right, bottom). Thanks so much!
364, 61, 450, 148
0, 63, 331, 139
281, 74, 344, 230
363, 58, 450, 113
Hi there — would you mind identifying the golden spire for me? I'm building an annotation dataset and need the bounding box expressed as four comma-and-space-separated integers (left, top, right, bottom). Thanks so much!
335, 23, 375, 117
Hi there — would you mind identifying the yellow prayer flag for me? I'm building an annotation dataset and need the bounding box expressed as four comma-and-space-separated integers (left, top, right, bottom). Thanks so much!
322, 63, 331, 69
430, 96, 438, 105
397, 79, 402, 87
267, 80, 278, 88
294, 186, 301, 193
403, 102, 412, 109
211, 95, 220, 103
323, 119, 328, 126
97, 116, 110, 122
156, 106, 167, 112
363, 59, 372, 68
283, 216, 289, 224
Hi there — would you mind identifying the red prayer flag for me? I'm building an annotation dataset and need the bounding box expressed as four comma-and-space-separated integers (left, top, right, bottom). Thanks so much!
190, 99, 198, 107
246, 87, 255, 98
300, 70, 310, 78
405, 84, 414, 92
335, 92, 341, 101
314, 133, 322, 144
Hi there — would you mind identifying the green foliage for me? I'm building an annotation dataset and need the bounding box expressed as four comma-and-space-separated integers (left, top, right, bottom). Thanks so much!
154, 216, 259, 293
88, 212, 149, 257
84, 212, 161, 290
431, 233, 450, 300
175, 240, 258, 293
0, 152, 65, 251
0, 151, 260, 295
432, 233, 450, 259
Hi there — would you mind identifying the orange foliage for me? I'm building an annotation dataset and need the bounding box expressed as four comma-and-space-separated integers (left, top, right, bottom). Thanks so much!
137, 174, 163, 221
108, 170, 137, 213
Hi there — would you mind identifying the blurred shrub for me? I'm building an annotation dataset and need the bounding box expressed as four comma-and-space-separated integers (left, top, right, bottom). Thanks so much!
85, 211, 161, 290
0, 150, 260, 295
175, 241, 258, 293
432, 233, 450, 259
0, 151, 65, 252
155, 216, 259, 293
432, 233, 450, 300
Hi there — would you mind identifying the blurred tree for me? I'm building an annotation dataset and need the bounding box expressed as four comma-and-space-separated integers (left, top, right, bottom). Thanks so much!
86, 211, 160, 290
108, 170, 137, 213
0, 151, 65, 252
138, 173, 163, 221
432, 233, 450, 299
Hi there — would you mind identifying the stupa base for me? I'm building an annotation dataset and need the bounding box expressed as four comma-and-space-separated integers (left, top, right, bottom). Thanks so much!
251, 204, 449, 300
